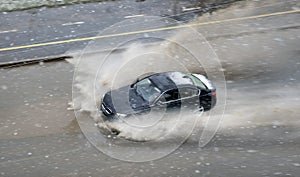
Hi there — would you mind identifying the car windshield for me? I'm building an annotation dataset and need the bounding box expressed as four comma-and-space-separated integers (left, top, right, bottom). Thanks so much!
134, 78, 161, 103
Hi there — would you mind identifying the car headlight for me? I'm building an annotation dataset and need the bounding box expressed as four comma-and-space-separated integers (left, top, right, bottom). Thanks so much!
101, 103, 112, 114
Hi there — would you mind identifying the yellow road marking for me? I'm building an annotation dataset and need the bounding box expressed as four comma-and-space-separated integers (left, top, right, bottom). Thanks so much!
0, 29, 18, 34
0, 9, 299, 52
62, 21, 85, 26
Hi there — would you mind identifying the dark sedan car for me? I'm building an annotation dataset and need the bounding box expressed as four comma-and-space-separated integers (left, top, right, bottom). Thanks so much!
100, 71, 216, 120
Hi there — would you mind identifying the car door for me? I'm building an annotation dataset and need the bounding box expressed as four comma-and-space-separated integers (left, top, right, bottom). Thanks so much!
154, 87, 201, 112
155, 89, 180, 108
177, 86, 202, 112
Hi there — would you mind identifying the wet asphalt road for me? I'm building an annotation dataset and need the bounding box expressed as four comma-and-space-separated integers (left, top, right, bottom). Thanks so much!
1, 0, 300, 176
0, 0, 232, 64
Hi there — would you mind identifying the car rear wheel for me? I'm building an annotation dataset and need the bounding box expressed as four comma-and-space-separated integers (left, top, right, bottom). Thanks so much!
193, 106, 204, 114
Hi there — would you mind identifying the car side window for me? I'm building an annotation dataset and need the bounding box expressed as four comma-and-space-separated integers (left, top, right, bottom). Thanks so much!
158, 89, 179, 103
178, 87, 199, 99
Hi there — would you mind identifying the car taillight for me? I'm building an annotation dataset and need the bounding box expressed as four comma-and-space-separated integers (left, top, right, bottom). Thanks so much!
212, 91, 216, 97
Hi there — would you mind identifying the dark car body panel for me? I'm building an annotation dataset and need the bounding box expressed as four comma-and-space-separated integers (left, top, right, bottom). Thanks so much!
100, 72, 216, 120
101, 86, 150, 115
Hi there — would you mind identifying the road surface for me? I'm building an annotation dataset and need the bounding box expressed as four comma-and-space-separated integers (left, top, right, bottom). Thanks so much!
1, 0, 300, 176
0, 0, 238, 64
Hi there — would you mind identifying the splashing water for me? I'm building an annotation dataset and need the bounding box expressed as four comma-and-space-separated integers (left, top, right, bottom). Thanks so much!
66, 18, 218, 141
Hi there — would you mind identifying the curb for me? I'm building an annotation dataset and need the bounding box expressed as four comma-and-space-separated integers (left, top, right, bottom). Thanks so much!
0, 55, 73, 69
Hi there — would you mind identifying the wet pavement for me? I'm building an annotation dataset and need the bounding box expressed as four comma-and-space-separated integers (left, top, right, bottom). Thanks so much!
0, 0, 241, 64
1, 0, 300, 176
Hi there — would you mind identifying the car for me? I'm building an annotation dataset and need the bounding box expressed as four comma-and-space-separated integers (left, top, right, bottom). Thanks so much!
100, 71, 216, 121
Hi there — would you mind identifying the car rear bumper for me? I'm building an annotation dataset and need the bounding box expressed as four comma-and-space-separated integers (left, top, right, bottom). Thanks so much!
211, 95, 217, 109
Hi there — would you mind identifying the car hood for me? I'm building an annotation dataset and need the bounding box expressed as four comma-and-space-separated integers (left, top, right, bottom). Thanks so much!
102, 86, 149, 115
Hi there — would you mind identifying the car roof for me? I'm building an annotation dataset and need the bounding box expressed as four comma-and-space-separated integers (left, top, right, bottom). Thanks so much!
147, 71, 194, 92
